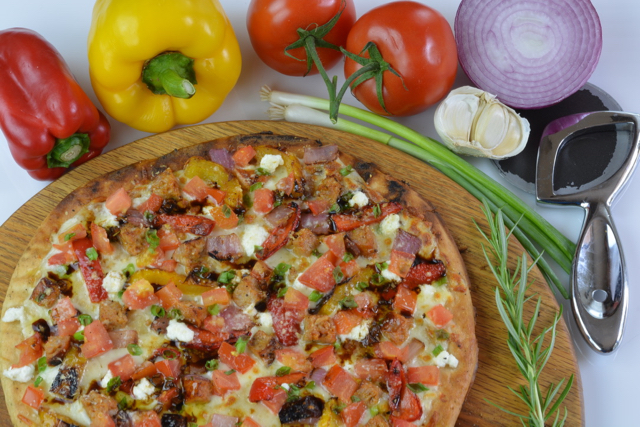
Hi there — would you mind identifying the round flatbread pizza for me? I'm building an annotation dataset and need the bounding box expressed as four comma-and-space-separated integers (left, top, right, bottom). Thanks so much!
0, 133, 477, 427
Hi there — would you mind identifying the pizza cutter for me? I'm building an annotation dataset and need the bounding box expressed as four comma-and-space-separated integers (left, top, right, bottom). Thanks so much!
536, 111, 640, 354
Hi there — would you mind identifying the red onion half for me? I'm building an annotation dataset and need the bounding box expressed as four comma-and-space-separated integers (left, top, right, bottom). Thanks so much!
455, 0, 602, 109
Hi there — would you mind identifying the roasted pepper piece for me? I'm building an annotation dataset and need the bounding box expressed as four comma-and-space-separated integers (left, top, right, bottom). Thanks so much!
255, 146, 304, 197
184, 157, 229, 187
0, 28, 110, 181
87, 0, 241, 132
129, 269, 209, 295
220, 178, 243, 208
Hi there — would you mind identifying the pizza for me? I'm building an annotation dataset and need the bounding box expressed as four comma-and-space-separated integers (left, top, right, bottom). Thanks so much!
0, 132, 477, 427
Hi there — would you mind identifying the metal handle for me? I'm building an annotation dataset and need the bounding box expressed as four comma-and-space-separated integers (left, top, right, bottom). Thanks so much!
572, 201, 628, 354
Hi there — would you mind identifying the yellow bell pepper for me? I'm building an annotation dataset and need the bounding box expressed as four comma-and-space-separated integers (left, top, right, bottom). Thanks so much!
87, 0, 241, 133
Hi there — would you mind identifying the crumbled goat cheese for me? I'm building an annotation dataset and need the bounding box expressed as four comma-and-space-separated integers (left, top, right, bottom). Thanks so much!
100, 369, 114, 388
2, 307, 24, 323
133, 378, 156, 400
242, 224, 269, 257
435, 350, 459, 368
380, 214, 401, 235
260, 154, 284, 174
166, 319, 195, 342
91, 203, 119, 228
258, 312, 273, 329
102, 271, 126, 294
349, 191, 369, 208
3, 365, 35, 382
339, 321, 371, 342
381, 268, 401, 282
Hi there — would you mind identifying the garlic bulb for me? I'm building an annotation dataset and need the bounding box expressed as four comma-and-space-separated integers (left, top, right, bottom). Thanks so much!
434, 86, 530, 159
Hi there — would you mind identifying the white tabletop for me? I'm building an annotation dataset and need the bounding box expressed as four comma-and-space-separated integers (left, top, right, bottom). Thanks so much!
1, 1, 638, 425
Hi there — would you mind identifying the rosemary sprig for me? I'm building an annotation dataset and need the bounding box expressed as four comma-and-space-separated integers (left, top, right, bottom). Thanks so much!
475, 201, 573, 427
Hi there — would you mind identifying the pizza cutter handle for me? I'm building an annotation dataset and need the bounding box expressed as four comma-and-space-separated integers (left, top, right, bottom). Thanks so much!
572, 200, 628, 354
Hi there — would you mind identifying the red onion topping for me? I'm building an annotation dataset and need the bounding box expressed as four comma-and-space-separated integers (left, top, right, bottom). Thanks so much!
209, 414, 239, 427
455, 0, 602, 109
303, 145, 339, 164
541, 112, 594, 141
301, 213, 331, 235
220, 305, 254, 334
265, 204, 294, 228
207, 233, 243, 261
209, 148, 235, 171
125, 208, 150, 227
108, 330, 138, 349
310, 368, 328, 384
392, 230, 422, 255
401, 338, 425, 364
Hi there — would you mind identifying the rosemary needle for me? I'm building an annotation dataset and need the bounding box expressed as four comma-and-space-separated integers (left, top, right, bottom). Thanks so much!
475, 200, 573, 427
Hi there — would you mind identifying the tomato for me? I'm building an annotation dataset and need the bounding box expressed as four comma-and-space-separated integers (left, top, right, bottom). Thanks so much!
60, 222, 87, 242
218, 342, 256, 374
275, 348, 312, 372
21, 385, 44, 409
243, 417, 262, 427
261, 388, 288, 414
247, 0, 356, 76
388, 250, 416, 278
268, 297, 302, 346
394, 285, 417, 314
134, 411, 162, 427
407, 365, 439, 386
297, 252, 337, 292
202, 287, 230, 306
48, 241, 77, 265
333, 310, 361, 335
72, 238, 108, 303
232, 146, 256, 167
132, 361, 158, 380
354, 358, 388, 382
157, 227, 180, 252
211, 370, 241, 395
82, 320, 114, 359
332, 202, 402, 232
342, 401, 366, 427
105, 188, 132, 216
155, 282, 183, 309
344, 1, 458, 116
391, 416, 417, 427
91, 413, 116, 427
108, 354, 137, 381
122, 279, 158, 310
253, 188, 275, 214
91, 222, 114, 255
157, 214, 215, 236
56, 317, 80, 337
51, 296, 78, 323
282, 287, 309, 313
323, 365, 358, 403
138, 193, 163, 214
339, 259, 360, 278
309, 345, 336, 368
207, 205, 239, 229
308, 199, 330, 215
396, 386, 422, 421
14, 334, 43, 368
427, 304, 453, 327
401, 261, 446, 289
155, 358, 181, 378
374, 341, 403, 360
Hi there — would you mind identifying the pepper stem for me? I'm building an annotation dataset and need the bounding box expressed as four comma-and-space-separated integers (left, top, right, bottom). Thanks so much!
142, 52, 197, 99
47, 133, 90, 169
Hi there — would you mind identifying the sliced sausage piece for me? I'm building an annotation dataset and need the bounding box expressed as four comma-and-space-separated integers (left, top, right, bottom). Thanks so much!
108, 330, 139, 349
30, 277, 61, 308
118, 222, 148, 256
315, 176, 341, 205
248, 330, 282, 365
347, 226, 378, 257
353, 380, 383, 407
175, 301, 207, 328
172, 238, 206, 270
302, 315, 337, 344
50, 366, 80, 400
232, 276, 265, 310
151, 316, 170, 335
99, 300, 128, 331
183, 375, 213, 404
44, 335, 71, 366
290, 228, 320, 257
150, 168, 182, 200
251, 260, 273, 285
381, 312, 413, 346
80, 390, 118, 422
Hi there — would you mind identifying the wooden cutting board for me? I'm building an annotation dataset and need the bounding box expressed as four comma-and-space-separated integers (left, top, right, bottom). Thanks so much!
0, 120, 583, 426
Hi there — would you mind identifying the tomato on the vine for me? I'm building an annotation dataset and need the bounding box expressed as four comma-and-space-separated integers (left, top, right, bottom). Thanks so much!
344, 1, 458, 116
246, 0, 356, 76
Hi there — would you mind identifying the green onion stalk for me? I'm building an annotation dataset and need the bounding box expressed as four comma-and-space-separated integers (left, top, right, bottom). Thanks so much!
264, 88, 572, 298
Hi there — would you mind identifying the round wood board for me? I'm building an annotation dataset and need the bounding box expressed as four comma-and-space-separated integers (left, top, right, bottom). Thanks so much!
0, 121, 583, 426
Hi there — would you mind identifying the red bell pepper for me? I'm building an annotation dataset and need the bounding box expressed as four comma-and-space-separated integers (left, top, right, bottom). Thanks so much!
0, 28, 110, 180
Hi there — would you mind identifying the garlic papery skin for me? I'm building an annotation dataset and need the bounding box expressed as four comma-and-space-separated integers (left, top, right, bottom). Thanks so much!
434, 86, 530, 159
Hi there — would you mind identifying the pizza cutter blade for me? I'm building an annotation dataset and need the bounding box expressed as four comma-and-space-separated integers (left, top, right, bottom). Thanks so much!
536, 111, 640, 354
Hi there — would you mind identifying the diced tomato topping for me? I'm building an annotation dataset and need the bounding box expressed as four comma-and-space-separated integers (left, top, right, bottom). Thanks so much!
105, 188, 132, 216
218, 342, 256, 374
155, 358, 181, 378
202, 316, 229, 340
211, 369, 241, 395
48, 241, 77, 265
276, 172, 295, 195
253, 188, 275, 214
82, 320, 114, 359
134, 410, 162, 427
354, 358, 388, 382
154, 258, 177, 272
157, 227, 180, 252
56, 318, 80, 337
333, 310, 362, 335
323, 365, 358, 403
309, 345, 337, 368
282, 287, 309, 313
427, 304, 453, 327
332, 202, 403, 232
157, 214, 215, 236
157, 386, 179, 404
396, 386, 423, 421
122, 279, 158, 310
206, 205, 239, 229
206, 188, 227, 205
91, 413, 116, 427
59, 222, 87, 242
339, 259, 360, 278
388, 250, 416, 278
394, 286, 417, 314
13, 334, 43, 368
261, 388, 287, 414
407, 365, 439, 386
51, 296, 78, 323
138, 193, 163, 214
297, 252, 337, 292
248, 373, 305, 403
202, 287, 230, 306
268, 297, 302, 347
21, 385, 44, 409
324, 233, 346, 259
387, 359, 405, 414
155, 282, 183, 309
72, 238, 107, 303
132, 361, 159, 381
390, 416, 417, 427
342, 401, 366, 427
108, 354, 137, 381
91, 223, 114, 255
307, 199, 330, 215
232, 146, 256, 167
353, 292, 375, 318
275, 348, 312, 373
401, 261, 446, 289
242, 416, 262, 427
375, 341, 404, 360
184, 175, 211, 202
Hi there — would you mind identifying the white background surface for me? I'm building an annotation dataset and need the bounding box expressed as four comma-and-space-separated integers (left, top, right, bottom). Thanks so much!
0, 0, 638, 425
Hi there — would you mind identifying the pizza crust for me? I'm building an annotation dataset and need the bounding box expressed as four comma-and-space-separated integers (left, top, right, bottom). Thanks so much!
1, 132, 477, 427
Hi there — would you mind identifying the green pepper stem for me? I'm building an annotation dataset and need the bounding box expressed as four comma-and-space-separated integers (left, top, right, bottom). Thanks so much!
47, 133, 90, 169
142, 52, 197, 99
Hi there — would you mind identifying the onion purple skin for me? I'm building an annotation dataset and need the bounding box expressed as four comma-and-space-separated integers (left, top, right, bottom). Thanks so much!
455, 0, 603, 109
541, 112, 594, 141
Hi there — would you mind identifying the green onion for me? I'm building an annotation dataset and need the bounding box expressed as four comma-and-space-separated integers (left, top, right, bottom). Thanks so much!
243, 193, 253, 208
329, 203, 341, 214
263, 88, 573, 298
250, 182, 263, 192
277, 286, 288, 298
150, 305, 165, 317
218, 270, 236, 284
146, 229, 160, 251
372, 204, 381, 218
107, 376, 122, 393
432, 344, 444, 356
73, 330, 85, 341
205, 359, 219, 371
342, 252, 354, 263
77, 314, 93, 326
254, 245, 263, 253
122, 263, 135, 277
274, 262, 292, 277
355, 281, 368, 292
351, 395, 361, 402
308, 290, 323, 302
339, 296, 357, 309
256, 167, 270, 176
305, 381, 315, 389
225, 369, 236, 375
127, 344, 143, 356
435, 329, 450, 340
64, 233, 75, 241
333, 266, 344, 283
275, 366, 292, 377
340, 165, 353, 176
163, 349, 179, 360
407, 383, 429, 393
222, 205, 232, 218
144, 210, 155, 223
235, 336, 248, 354
433, 276, 448, 287
370, 405, 380, 416
34, 376, 43, 387
169, 308, 183, 320
85, 247, 98, 261
208, 304, 221, 316
36, 357, 47, 374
